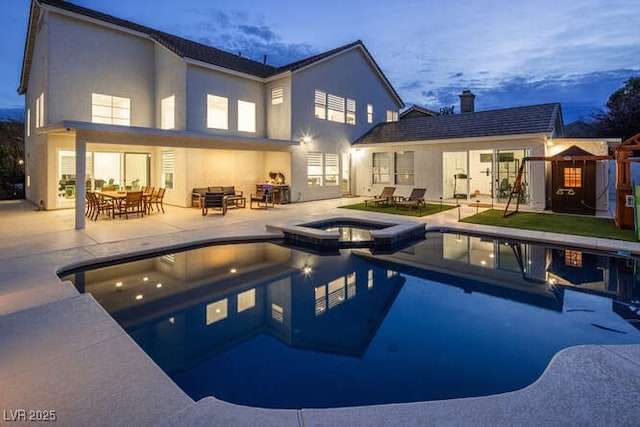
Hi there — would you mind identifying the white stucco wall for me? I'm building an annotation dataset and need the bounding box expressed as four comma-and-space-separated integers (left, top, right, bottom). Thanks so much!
46, 12, 155, 126
353, 136, 549, 210
154, 45, 187, 130
186, 65, 265, 137
288, 47, 402, 202
24, 9, 50, 208
265, 75, 292, 140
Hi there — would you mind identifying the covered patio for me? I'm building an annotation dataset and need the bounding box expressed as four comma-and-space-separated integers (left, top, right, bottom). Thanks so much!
33, 120, 296, 229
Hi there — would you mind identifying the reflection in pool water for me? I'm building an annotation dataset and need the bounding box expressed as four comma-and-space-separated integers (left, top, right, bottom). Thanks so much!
61, 233, 640, 409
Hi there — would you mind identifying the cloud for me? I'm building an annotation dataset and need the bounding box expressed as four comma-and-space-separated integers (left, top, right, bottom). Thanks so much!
237, 25, 278, 42
407, 69, 640, 122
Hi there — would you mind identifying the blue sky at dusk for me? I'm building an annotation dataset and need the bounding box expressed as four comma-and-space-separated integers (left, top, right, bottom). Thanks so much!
1, 0, 638, 123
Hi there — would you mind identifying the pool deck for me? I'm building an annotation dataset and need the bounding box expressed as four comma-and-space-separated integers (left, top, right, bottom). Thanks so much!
1, 198, 639, 426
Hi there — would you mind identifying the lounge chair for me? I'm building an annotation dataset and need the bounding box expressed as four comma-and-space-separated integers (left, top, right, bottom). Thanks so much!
250, 186, 274, 209
364, 186, 396, 206
395, 188, 427, 214
202, 192, 227, 216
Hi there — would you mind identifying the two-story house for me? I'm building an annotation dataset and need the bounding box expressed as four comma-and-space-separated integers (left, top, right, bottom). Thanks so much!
19, 0, 403, 228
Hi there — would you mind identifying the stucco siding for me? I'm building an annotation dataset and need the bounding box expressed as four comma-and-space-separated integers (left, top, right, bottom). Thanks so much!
154, 45, 187, 130
47, 12, 155, 126
186, 65, 265, 137
265, 76, 292, 140
289, 48, 399, 201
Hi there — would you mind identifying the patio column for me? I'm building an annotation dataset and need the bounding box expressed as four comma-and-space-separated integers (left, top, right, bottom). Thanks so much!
75, 135, 87, 230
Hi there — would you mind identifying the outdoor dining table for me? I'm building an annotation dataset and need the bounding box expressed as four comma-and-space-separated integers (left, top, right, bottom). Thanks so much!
100, 190, 154, 214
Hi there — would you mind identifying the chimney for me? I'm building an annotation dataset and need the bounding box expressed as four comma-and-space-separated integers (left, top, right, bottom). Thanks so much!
459, 90, 475, 113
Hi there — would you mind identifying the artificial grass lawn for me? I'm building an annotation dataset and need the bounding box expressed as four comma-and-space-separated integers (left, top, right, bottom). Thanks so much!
338, 202, 456, 217
460, 209, 637, 242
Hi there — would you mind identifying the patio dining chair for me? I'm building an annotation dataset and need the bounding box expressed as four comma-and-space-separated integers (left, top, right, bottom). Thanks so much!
86, 192, 114, 220
149, 187, 165, 213
114, 191, 144, 219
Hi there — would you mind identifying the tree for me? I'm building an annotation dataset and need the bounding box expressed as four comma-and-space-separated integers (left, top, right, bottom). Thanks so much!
593, 76, 640, 140
438, 105, 455, 116
0, 120, 25, 199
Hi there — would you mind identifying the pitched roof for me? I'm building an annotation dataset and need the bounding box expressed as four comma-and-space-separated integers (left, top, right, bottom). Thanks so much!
151, 32, 276, 78
20, 0, 403, 105
399, 104, 437, 120
355, 103, 564, 144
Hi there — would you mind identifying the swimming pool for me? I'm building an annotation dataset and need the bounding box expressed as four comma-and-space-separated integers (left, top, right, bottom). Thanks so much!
60, 232, 640, 409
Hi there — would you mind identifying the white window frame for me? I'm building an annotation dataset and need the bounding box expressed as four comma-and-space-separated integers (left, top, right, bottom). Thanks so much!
207, 94, 228, 130
327, 94, 345, 123
35, 93, 44, 128
367, 104, 373, 124
386, 110, 398, 122
372, 152, 392, 184
315, 90, 326, 120
346, 99, 356, 125
324, 153, 339, 186
162, 150, 175, 190
307, 152, 323, 187
395, 151, 414, 185
161, 95, 175, 130
271, 86, 284, 105
237, 100, 256, 133
92, 93, 130, 126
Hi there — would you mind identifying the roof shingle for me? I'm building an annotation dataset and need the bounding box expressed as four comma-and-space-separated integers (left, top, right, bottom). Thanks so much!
355, 103, 563, 144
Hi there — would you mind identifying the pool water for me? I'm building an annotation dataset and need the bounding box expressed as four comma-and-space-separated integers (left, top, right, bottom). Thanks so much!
61, 233, 640, 409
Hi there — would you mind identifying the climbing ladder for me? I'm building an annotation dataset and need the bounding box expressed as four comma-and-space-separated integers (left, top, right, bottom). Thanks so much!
503, 158, 528, 217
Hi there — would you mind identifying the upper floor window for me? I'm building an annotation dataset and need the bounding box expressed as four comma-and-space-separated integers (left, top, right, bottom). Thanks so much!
238, 100, 256, 133
26, 108, 31, 137
207, 94, 228, 130
367, 104, 373, 124
271, 86, 284, 105
35, 93, 44, 128
315, 90, 327, 120
92, 93, 130, 126
161, 95, 175, 130
346, 99, 356, 125
386, 110, 398, 122
327, 94, 345, 123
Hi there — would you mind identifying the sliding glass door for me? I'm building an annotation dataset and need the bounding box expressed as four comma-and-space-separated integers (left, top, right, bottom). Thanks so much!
124, 152, 150, 190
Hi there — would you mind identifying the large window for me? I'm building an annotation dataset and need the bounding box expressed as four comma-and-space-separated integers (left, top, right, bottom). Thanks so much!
395, 151, 414, 185
307, 152, 323, 187
314, 90, 326, 119
324, 153, 339, 186
237, 100, 256, 133
327, 94, 345, 123
207, 95, 228, 130
372, 152, 392, 183
346, 99, 356, 125
92, 93, 130, 125
161, 95, 175, 130
308, 153, 341, 187
162, 150, 175, 190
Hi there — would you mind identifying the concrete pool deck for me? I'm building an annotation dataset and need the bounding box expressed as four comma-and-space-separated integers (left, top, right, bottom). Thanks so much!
1, 198, 639, 426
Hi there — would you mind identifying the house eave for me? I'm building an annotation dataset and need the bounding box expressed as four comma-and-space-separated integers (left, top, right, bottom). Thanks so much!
38, 121, 296, 151
353, 132, 552, 148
